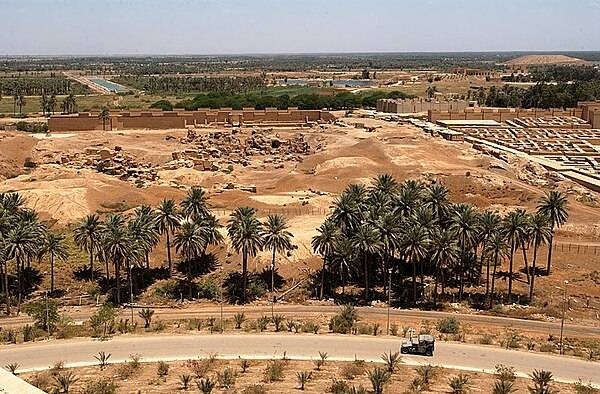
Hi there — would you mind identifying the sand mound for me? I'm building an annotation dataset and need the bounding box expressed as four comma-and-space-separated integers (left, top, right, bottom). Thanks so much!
505, 54, 586, 66
315, 156, 378, 174
157, 168, 234, 187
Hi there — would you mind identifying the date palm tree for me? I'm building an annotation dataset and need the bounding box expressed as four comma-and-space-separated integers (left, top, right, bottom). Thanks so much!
430, 229, 459, 307
400, 223, 430, 305
351, 223, 382, 302
503, 210, 529, 303
154, 199, 181, 275
101, 214, 131, 304
15, 94, 26, 116
485, 231, 509, 308
40, 232, 69, 293
312, 218, 339, 299
130, 206, 160, 269
197, 213, 223, 258
371, 173, 399, 196
174, 219, 206, 299
528, 212, 552, 301
477, 211, 502, 287
227, 207, 263, 304
424, 183, 451, 223
73, 214, 103, 281
98, 107, 110, 131
181, 187, 210, 221
4, 221, 38, 313
374, 212, 402, 295
536, 191, 568, 275
261, 214, 293, 293
451, 204, 478, 300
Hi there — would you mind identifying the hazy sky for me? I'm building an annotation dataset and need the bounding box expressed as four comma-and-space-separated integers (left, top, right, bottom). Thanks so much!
2, 0, 600, 55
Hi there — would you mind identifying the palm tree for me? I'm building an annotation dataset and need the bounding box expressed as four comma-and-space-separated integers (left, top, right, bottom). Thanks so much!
154, 199, 181, 275
101, 214, 131, 304
430, 229, 459, 307
331, 238, 354, 295
351, 224, 382, 302
261, 214, 293, 294
227, 207, 263, 303
451, 204, 478, 300
98, 107, 110, 131
485, 231, 509, 308
197, 213, 223, 257
477, 211, 502, 287
528, 212, 551, 301
4, 222, 38, 313
503, 210, 529, 303
174, 219, 205, 299
424, 183, 451, 223
40, 232, 69, 293
331, 192, 362, 235
537, 191, 568, 275
16, 94, 26, 116
374, 212, 401, 295
131, 206, 159, 269
371, 173, 399, 196
73, 214, 103, 281
311, 219, 338, 299
400, 224, 430, 304
181, 187, 210, 221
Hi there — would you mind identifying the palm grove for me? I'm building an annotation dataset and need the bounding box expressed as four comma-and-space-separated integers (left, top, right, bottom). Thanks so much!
0, 176, 568, 315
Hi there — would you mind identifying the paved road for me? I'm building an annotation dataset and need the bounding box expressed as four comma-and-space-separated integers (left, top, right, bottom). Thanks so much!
1, 333, 598, 386
4, 305, 599, 338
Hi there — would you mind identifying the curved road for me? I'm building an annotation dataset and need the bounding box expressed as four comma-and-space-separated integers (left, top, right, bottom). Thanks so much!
1, 333, 599, 386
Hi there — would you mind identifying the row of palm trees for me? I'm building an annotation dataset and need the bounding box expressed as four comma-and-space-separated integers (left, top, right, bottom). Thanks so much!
311, 175, 568, 307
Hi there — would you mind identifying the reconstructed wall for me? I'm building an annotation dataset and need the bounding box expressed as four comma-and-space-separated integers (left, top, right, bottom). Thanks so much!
428, 107, 583, 123
49, 108, 335, 132
377, 99, 471, 113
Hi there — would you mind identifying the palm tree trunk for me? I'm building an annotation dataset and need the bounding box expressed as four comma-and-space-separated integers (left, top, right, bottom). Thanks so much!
433, 260, 440, 308
89, 242, 94, 281
16, 256, 21, 315
188, 254, 193, 300
458, 252, 464, 301
242, 251, 248, 304
412, 257, 417, 305
3, 261, 10, 315
115, 259, 121, 304
271, 248, 276, 294
521, 240, 530, 284
485, 253, 491, 303
319, 256, 326, 300
383, 246, 389, 295
50, 252, 55, 293
166, 230, 172, 275
490, 250, 499, 309
364, 253, 369, 302
145, 252, 150, 270
105, 258, 110, 283
530, 240, 539, 301
508, 241, 515, 304
478, 242, 486, 286
546, 231, 554, 275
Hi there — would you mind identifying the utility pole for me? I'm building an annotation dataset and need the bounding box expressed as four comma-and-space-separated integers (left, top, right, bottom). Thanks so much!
559, 280, 568, 355
387, 268, 392, 336
45, 291, 50, 337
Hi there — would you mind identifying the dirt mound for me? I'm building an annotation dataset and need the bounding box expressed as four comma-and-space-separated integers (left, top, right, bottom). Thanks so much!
0, 134, 37, 179
315, 156, 378, 173
505, 54, 586, 66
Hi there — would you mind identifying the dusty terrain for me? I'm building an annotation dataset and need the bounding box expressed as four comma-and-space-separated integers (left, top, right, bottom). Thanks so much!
504, 54, 587, 66
1, 117, 600, 317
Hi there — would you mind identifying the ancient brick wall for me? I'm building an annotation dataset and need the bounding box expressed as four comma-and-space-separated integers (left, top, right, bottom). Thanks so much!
428, 107, 584, 123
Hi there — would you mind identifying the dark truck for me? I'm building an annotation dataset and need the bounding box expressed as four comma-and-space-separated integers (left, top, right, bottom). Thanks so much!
400, 334, 435, 356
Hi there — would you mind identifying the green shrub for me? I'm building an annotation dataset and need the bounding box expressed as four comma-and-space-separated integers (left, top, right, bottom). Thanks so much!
264, 360, 285, 382
23, 299, 61, 333
157, 361, 169, 379
574, 380, 599, 394
448, 374, 471, 394
15, 121, 49, 133
23, 324, 36, 342
217, 367, 236, 388
197, 279, 218, 300
179, 374, 193, 390
257, 316, 270, 332
234, 312, 246, 329
381, 351, 401, 374
437, 317, 460, 334
296, 371, 312, 390
242, 384, 268, 394
329, 305, 358, 334
116, 363, 134, 379
479, 334, 494, 345
150, 100, 174, 111
301, 321, 320, 334
272, 314, 285, 332
368, 367, 390, 394
330, 379, 351, 394
197, 377, 216, 394
81, 378, 118, 394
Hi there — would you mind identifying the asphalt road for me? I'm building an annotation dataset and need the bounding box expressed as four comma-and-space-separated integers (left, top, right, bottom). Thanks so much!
4, 304, 599, 338
1, 333, 598, 386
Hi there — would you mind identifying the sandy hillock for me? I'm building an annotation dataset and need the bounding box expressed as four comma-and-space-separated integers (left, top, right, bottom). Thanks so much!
505, 54, 587, 66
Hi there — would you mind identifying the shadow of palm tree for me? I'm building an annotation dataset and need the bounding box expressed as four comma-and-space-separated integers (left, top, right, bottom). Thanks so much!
73, 265, 103, 282
223, 272, 268, 304
175, 253, 219, 279
256, 267, 285, 291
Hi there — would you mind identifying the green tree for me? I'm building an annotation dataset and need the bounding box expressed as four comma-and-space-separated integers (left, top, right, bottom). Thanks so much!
430, 229, 459, 307
503, 209, 530, 303
227, 207, 263, 304
98, 107, 110, 131
485, 232, 509, 308
536, 191, 568, 275
101, 214, 132, 304
311, 219, 339, 299
174, 218, 205, 299
154, 199, 181, 275
23, 298, 60, 333
5, 221, 40, 313
73, 214, 103, 281
400, 224, 430, 304
261, 214, 293, 293
528, 212, 552, 301
181, 187, 210, 221
351, 224, 382, 302
451, 204, 478, 300
40, 232, 69, 293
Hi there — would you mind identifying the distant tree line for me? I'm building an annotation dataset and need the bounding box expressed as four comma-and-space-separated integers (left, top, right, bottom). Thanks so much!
469, 82, 600, 109
113, 75, 267, 94
0, 77, 88, 96
161, 90, 412, 111
502, 66, 600, 83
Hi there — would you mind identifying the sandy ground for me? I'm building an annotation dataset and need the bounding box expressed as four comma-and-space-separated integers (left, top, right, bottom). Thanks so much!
2, 118, 600, 315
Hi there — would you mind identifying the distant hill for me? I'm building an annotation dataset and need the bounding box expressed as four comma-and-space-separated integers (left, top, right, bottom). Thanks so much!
505, 54, 588, 66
